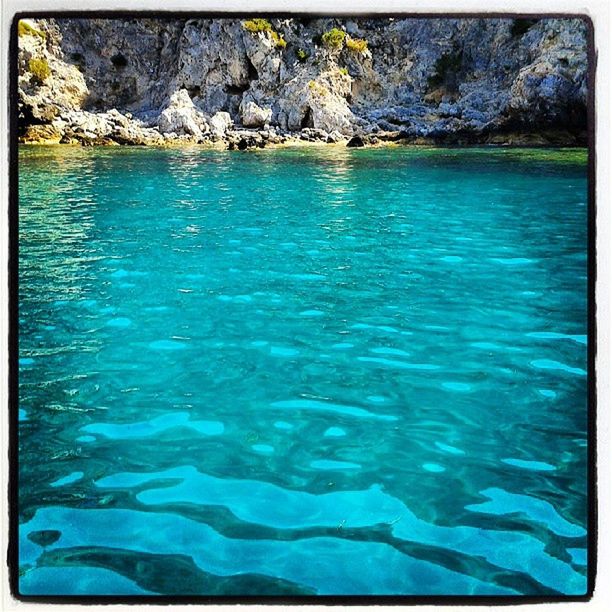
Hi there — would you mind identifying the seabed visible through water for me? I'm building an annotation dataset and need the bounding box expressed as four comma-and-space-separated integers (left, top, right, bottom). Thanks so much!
17, 145, 589, 596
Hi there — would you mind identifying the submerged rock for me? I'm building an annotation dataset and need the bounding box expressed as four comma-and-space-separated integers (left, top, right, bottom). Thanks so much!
27, 529, 62, 547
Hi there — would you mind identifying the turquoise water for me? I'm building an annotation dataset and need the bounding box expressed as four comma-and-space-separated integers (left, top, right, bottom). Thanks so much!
18, 145, 589, 597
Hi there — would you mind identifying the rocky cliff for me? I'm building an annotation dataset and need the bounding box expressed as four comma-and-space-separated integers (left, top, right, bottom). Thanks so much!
16, 16, 589, 147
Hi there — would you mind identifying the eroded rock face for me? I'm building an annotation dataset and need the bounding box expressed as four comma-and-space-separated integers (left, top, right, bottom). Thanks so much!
17, 19, 88, 124
277, 65, 355, 134
21, 123, 64, 144
17, 16, 589, 146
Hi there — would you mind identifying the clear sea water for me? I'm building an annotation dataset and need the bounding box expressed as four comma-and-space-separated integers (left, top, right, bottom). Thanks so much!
17, 145, 589, 597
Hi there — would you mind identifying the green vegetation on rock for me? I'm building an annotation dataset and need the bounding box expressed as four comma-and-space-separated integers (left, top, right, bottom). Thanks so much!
242, 19, 272, 33
270, 31, 287, 49
15, 17, 588, 148
243, 18, 286, 49
322, 28, 346, 50
308, 80, 327, 96
28, 57, 51, 83
346, 37, 368, 53
18, 20, 46, 40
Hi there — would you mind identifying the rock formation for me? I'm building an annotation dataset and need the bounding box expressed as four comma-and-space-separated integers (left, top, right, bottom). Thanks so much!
16, 16, 590, 147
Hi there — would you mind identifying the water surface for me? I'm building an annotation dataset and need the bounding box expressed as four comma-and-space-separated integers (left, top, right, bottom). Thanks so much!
18, 145, 589, 596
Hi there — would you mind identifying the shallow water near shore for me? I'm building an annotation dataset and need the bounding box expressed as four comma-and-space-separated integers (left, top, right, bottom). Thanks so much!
18, 145, 589, 596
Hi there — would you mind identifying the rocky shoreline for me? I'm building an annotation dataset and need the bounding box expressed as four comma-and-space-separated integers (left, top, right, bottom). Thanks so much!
20, 118, 586, 149
17, 17, 588, 148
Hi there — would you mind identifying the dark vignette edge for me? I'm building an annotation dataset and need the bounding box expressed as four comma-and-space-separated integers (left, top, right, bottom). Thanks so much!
6, 8, 598, 606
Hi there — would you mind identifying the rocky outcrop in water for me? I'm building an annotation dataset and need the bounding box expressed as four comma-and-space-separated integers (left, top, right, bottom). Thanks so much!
16, 16, 589, 146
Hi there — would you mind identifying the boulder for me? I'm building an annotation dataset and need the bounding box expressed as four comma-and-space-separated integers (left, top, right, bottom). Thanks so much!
346, 135, 365, 147
71, 111, 113, 137
239, 100, 272, 127
158, 89, 206, 138
509, 60, 583, 125
327, 130, 345, 143
20, 123, 64, 144
227, 131, 266, 150
105, 108, 131, 128
279, 71, 355, 135
209, 111, 233, 138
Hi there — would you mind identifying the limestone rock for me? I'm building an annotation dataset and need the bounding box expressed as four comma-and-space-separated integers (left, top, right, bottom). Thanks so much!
279, 69, 355, 135
327, 130, 345, 143
16, 16, 589, 146
509, 57, 585, 125
158, 89, 207, 138
17, 19, 88, 123
239, 100, 272, 127
209, 111, 233, 138
20, 123, 64, 144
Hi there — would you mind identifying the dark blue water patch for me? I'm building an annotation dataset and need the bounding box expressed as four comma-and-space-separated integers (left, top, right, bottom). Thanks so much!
21, 505, 521, 596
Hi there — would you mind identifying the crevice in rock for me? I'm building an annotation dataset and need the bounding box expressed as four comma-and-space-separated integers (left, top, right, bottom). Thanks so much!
246, 57, 259, 82
17, 104, 44, 135
110, 53, 128, 68
70, 52, 86, 72
187, 85, 201, 99
301, 107, 314, 129
71, 52, 84, 62
225, 83, 249, 95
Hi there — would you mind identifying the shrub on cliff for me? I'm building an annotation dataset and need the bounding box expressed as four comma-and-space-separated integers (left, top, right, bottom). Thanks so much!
18, 20, 46, 40
28, 58, 51, 83
308, 80, 327, 97
242, 19, 272, 33
296, 48, 309, 62
243, 19, 286, 49
270, 31, 287, 49
346, 37, 368, 53
322, 28, 346, 50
